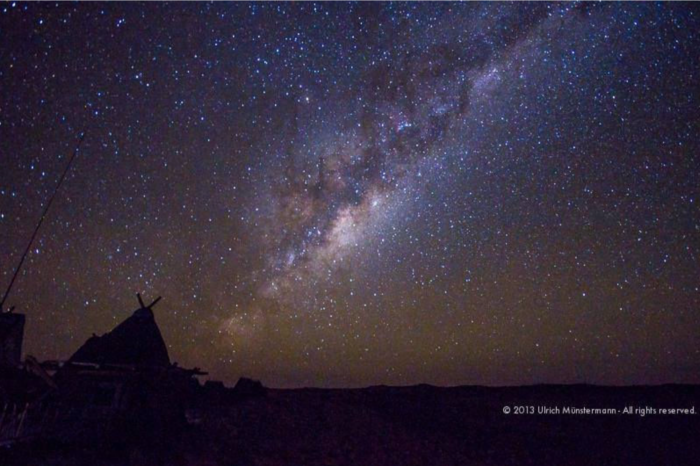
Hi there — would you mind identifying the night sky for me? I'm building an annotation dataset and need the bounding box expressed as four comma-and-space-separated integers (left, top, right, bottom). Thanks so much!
1, 2, 699, 387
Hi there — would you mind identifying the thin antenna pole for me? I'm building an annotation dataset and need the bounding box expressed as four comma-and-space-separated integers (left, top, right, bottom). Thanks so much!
0, 132, 86, 312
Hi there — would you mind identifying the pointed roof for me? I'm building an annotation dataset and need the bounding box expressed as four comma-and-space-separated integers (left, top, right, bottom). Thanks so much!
69, 306, 170, 367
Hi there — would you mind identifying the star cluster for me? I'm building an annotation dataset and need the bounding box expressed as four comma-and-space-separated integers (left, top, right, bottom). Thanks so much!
1, 2, 699, 387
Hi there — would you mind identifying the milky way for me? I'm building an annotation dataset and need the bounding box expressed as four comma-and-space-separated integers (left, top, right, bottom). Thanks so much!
1, 2, 699, 387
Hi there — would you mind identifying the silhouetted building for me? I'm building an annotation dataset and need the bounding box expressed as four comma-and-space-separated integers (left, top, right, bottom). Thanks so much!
49, 302, 203, 443
0, 312, 25, 368
1, 297, 205, 447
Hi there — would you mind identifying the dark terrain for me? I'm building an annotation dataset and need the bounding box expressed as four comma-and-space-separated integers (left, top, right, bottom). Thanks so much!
4, 383, 698, 466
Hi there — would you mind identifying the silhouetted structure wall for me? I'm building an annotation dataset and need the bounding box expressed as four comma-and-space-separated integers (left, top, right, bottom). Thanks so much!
0, 313, 24, 368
